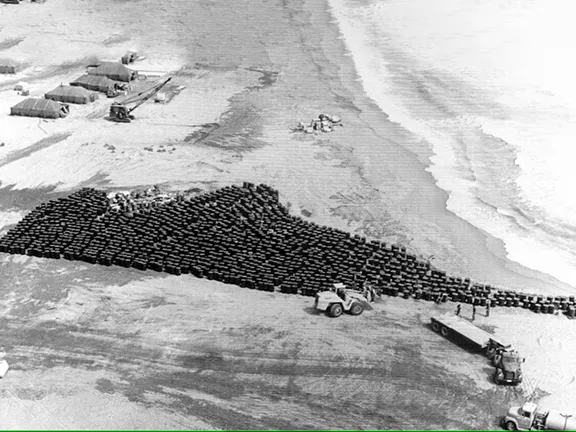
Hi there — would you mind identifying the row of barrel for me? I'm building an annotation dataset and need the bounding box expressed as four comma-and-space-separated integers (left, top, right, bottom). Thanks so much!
0, 183, 574, 318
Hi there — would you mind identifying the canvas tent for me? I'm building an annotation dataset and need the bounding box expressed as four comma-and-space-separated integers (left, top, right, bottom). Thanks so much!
0, 59, 18, 74
70, 74, 115, 93
87, 62, 137, 82
11, 98, 69, 119
45, 85, 98, 104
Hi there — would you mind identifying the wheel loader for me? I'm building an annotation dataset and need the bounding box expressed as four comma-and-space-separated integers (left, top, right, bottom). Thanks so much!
314, 283, 374, 318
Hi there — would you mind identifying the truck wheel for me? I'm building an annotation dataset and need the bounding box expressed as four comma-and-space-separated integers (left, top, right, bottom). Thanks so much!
440, 326, 449, 337
349, 302, 363, 316
432, 321, 440, 332
328, 303, 343, 318
505, 421, 517, 431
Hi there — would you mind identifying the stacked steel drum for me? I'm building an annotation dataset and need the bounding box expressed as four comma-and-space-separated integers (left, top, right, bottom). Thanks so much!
0, 183, 574, 318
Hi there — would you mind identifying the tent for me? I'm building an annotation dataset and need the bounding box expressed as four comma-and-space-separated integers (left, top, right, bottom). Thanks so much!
70, 74, 115, 93
0, 359, 8, 379
45, 85, 98, 104
87, 62, 137, 82
0, 59, 18, 74
11, 98, 69, 119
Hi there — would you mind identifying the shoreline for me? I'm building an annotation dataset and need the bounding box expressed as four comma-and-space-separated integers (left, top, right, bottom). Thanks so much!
1, 0, 576, 428
0, 0, 572, 298
314, 0, 574, 295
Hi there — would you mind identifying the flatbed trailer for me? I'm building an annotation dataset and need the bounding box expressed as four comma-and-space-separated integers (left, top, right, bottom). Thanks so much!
431, 314, 510, 355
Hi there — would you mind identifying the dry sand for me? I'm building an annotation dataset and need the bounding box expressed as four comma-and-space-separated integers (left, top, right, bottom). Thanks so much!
0, 0, 575, 429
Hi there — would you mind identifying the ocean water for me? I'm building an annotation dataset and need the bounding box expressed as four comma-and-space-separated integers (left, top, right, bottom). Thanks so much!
328, 0, 576, 290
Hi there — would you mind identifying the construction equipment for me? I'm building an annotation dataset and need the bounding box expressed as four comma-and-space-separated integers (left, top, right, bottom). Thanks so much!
314, 283, 373, 318
107, 83, 129, 98
492, 348, 524, 385
430, 313, 523, 384
121, 51, 142, 65
503, 402, 576, 430
109, 77, 172, 123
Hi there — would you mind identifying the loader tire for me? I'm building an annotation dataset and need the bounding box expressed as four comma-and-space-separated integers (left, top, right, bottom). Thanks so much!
505, 421, 517, 431
328, 303, 343, 318
349, 302, 363, 316
440, 326, 449, 337
431, 321, 440, 332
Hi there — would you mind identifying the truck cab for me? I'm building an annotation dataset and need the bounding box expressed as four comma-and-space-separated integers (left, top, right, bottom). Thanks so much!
493, 349, 524, 385
503, 402, 538, 430
503, 402, 576, 430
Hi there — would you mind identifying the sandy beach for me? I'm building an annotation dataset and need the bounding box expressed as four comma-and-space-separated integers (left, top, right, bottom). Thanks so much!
0, 0, 575, 429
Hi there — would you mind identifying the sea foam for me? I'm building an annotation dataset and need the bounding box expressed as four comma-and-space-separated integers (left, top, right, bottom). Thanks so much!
328, 0, 576, 290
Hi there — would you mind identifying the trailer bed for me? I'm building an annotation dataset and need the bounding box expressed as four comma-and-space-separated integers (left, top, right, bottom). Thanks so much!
431, 314, 501, 349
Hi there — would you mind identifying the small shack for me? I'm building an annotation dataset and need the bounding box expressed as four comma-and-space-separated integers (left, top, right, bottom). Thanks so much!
0, 59, 18, 74
11, 98, 69, 119
70, 74, 115, 93
45, 85, 98, 104
88, 62, 137, 82
13, 81, 29, 92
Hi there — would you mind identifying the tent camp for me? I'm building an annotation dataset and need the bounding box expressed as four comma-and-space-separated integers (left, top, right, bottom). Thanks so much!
70, 74, 116, 93
0, 59, 18, 74
45, 85, 98, 104
87, 62, 137, 82
11, 98, 69, 119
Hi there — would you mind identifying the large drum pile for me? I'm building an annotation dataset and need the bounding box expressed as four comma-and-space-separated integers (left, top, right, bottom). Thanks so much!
0, 183, 574, 317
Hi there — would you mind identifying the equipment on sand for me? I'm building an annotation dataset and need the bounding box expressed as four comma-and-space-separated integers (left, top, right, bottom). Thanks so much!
109, 77, 171, 123
121, 51, 143, 65
503, 402, 576, 430
314, 283, 374, 318
431, 313, 523, 385
492, 347, 524, 385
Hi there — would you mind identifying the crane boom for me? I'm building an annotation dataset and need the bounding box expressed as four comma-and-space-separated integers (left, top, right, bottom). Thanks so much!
109, 77, 172, 123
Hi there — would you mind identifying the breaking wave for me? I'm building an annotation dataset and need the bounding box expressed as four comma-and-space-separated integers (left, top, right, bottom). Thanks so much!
328, 0, 576, 290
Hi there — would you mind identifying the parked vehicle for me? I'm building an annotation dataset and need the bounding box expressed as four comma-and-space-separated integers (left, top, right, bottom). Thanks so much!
503, 402, 576, 430
431, 313, 523, 385
315, 283, 374, 318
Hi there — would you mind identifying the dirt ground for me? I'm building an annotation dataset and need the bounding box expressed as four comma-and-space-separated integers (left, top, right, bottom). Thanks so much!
0, 252, 546, 430
1, 0, 576, 429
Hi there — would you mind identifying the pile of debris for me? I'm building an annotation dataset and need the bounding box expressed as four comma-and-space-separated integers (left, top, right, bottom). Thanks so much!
155, 85, 187, 104
107, 186, 199, 216
293, 113, 343, 134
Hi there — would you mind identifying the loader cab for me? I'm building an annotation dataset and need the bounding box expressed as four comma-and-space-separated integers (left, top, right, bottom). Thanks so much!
336, 288, 347, 301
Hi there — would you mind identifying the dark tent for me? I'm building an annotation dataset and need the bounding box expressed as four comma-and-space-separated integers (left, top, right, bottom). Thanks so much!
0, 59, 18, 74
11, 98, 69, 119
87, 62, 137, 82
70, 74, 115, 93
44, 85, 98, 104
87, 60, 120, 68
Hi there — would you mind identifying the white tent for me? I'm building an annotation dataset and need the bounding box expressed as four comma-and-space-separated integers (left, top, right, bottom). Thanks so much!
0, 359, 9, 378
